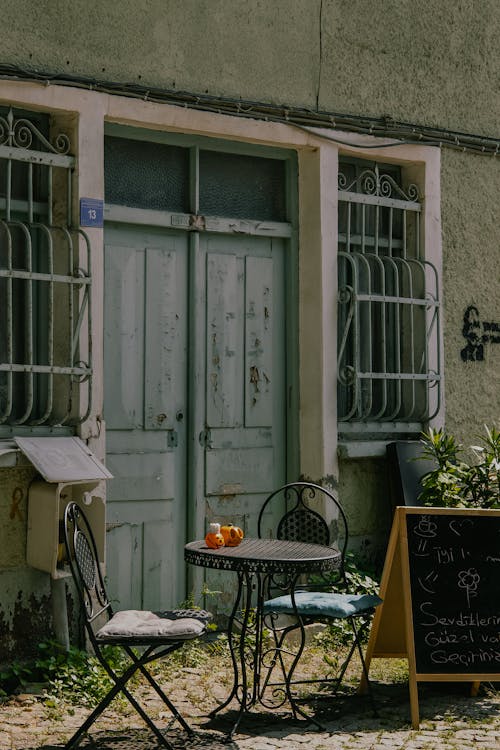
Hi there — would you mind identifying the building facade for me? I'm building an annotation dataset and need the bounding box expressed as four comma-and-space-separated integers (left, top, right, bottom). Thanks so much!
1, 0, 499, 659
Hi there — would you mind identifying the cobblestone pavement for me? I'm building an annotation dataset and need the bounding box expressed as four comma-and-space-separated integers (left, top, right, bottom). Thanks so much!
1, 675, 500, 750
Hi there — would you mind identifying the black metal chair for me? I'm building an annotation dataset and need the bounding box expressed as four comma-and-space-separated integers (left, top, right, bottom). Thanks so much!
63, 501, 211, 749
257, 481, 382, 711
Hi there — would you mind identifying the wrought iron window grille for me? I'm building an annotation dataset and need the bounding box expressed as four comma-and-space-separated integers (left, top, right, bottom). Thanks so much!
337, 161, 441, 434
0, 108, 92, 429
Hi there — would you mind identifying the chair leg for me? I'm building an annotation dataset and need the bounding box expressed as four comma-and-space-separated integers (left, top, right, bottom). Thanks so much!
64, 659, 177, 750
120, 643, 196, 735
133, 658, 194, 735
325, 618, 378, 714
350, 617, 378, 717
64, 681, 122, 749
275, 616, 378, 718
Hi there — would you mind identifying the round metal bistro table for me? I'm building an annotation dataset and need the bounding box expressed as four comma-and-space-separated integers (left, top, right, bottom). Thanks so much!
184, 537, 341, 737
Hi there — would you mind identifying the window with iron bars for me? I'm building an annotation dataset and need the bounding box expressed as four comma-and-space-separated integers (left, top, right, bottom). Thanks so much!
337, 158, 441, 438
0, 108, 92, 431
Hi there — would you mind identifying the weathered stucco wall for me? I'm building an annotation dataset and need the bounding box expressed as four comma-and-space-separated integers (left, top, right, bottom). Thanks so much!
318, 0, 500, 136
338, 458, 393, 568
3, 0, 500, 138
0, 467, 35, 570
440, 148, 500, 447
0, 466, 56, 662
1, 1, 320, 109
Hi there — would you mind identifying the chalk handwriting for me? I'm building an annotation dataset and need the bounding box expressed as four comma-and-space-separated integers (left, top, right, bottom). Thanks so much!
407, 513, 500, 673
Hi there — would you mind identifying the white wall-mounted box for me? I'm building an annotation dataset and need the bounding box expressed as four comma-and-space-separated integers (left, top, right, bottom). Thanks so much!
22, 437, 112, 579
27, 480, 105, 578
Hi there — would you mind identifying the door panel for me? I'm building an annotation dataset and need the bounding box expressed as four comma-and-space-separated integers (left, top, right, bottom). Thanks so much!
201, 235, 285, 501
144, 247, 183, 431
106, 500, 179, 611
105, 521, 142, 611
107, 451, 176, 499
104, 245, 143, 429
104, 224, 188, 611
197, 234, 287, 615
205, 446, 275, 495
206, 252, 242, 426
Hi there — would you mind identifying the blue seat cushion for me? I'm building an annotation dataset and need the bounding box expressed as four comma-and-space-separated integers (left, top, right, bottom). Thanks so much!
263, 591, 382, 618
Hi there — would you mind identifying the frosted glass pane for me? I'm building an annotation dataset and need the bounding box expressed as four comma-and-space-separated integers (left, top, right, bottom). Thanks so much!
199, 150, 286, 221
105, 137, 189, 212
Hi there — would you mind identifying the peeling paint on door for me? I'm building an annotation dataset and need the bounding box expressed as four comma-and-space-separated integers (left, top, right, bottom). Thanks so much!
245, 256, 273, 425
104, 225, 188, 611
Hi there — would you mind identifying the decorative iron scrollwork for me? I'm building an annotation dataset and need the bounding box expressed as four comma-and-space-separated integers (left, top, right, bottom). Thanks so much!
339, 166, 419, 203
0, 108, 70, 154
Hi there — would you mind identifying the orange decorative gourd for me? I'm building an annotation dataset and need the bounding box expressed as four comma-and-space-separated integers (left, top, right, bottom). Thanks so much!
220, 524, 244, 547
205, 522, 225, 549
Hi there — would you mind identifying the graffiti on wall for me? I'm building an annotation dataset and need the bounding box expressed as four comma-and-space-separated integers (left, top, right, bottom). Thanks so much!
9, 487, 24, 521
461, 306, 500, 361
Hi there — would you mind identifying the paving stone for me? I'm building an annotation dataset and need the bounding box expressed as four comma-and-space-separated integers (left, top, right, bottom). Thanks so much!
2, 676, 500, 750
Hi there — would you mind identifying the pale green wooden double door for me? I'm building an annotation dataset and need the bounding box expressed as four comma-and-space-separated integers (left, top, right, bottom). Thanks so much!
104, 222, 288, 612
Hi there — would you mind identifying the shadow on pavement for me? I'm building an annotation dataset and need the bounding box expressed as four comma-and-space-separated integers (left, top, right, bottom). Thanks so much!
14, 681, 500, 750
16, 727, 235, 750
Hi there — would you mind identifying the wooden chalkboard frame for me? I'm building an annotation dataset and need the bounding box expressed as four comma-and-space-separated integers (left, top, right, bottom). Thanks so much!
361, 506, 500, 728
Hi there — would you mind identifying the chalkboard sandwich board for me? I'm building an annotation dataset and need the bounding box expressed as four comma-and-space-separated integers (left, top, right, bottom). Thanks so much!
360, 506, 500, 728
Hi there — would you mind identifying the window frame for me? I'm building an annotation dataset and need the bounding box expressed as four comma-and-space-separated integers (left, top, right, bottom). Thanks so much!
0, 107, 92, 434
337, 156, 441, 439
331, 139, 444, 457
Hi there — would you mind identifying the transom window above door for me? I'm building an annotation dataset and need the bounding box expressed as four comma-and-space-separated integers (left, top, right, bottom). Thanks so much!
104, 135, 288, 223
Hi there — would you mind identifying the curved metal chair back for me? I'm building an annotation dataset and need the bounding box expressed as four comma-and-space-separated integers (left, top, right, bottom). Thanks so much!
257, 481, 349, 579
64, 502, 112, 637
257, 482, 380, 716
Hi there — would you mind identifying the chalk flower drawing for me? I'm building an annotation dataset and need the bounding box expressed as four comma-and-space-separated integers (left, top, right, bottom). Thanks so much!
457, 568, 480, 608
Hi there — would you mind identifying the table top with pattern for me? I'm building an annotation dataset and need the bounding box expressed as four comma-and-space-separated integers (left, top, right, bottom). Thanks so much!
184, 537, 341, 575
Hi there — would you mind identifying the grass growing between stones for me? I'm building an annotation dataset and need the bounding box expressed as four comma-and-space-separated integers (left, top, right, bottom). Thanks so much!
0, 630, 410, 719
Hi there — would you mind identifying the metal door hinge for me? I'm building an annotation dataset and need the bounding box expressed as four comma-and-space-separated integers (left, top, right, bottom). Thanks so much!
167, 430, 178, 448
199, 428, 213, 449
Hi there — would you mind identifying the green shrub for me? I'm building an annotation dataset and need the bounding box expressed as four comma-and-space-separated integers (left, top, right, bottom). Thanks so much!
419, 425, 500, 509
0, 640, 126, 707
0, 633, 228, 708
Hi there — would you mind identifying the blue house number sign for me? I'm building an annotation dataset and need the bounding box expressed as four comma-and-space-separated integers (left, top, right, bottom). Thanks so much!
80, 198, 104, 228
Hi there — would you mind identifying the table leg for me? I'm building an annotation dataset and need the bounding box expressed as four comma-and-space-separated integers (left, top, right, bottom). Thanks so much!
211, 569, 325, 734
210, 570, 254, 739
